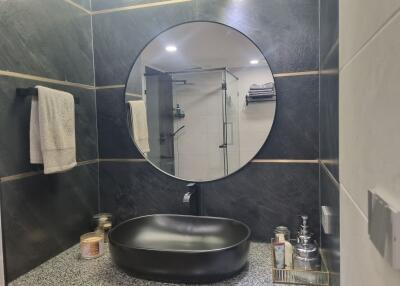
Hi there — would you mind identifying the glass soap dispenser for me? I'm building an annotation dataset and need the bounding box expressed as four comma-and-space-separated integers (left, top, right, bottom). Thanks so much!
293, 215, 321, 271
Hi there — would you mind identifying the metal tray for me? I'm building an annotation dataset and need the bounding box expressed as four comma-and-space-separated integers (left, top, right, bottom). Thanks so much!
271, 239, 330, 286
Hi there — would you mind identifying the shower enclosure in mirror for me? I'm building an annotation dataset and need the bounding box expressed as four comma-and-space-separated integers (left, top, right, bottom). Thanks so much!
125, 22, 276, 182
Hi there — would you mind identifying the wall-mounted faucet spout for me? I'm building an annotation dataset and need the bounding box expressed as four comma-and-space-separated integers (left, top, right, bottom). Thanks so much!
183, 183, 205, 216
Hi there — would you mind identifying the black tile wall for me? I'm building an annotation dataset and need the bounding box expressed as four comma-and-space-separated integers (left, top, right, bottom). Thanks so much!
0, 0, 98, 282
94, 0, 321, 247
203, 162, 319, 241
92, 0, 162, 11
320, 165, 340, 285
71, 0, 91, 10
0, 0, 94, 85
0, 77, 98, 177
319, 0, 339, 283
96, 76, 318, 160
99, 161, 319, 241
92, 0, 319, 86
256, 75, 319, 160
1, 164, 98, 282
96, 88, 142, 159
99, 161, 189, 223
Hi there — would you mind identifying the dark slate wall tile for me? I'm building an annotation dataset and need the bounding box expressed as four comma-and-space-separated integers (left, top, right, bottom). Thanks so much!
0, 0, 94, 85
71, 0, 91, 10
99, 161, 320, 242
194, 0, 319, 74
320, 0, 339, 65
320, 51, 339, 179
99, 161, 189, 223
93, 1, 195, 86
93, 0, 318, 86
0, 77, 98, 177
96, 75, 319, 160
320, 165, 340, 281
256, 75, 319, 159
92, 0, 161, 11
1, 163, 99, 282
203, 162, 320, 241
96, 88, 142, 159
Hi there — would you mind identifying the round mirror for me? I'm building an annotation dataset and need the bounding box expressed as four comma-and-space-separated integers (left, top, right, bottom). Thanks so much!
125, 22, 276, 182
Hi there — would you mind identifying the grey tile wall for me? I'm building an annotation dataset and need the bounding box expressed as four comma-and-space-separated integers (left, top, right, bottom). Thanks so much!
320, 0, 339, 179
96, 88, 142, 159
99, 161, 319, 241
94, 0, 320, 246
0, 78, 98, 178
256, 75, 319, 159
92, 0, 318, 86
1, 164, 98, 282
319, 0, 339, 284
0, 0, 94, 85
92, 0, 164, 11
71, 0, 91, 10
0, 0, 98, 282
320, 165, 340, 285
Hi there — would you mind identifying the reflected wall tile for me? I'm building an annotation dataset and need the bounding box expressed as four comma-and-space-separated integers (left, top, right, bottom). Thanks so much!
256, 75, 319, 160
99, 161, 190, 223
71, 0, 92, 10
0, 77, 98, 177
96, 88, 142, 158
194, 0, 319, 74
1, 164, 99, 282
0, 0, 94, 85
203, 162, 320, 241
93, 1, 195, 86
320, 165, 340, 277
92, 0, 164, 11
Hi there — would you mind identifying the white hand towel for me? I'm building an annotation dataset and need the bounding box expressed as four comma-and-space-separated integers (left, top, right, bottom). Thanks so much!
30, 86, 77, 174
128, 100, 150, 153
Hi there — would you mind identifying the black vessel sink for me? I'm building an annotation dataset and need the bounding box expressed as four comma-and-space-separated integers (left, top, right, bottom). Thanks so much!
109, 214, 251, 283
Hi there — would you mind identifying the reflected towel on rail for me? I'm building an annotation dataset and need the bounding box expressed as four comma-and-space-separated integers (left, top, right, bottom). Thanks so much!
128, 100, 150, 153
30, 86, 77, 174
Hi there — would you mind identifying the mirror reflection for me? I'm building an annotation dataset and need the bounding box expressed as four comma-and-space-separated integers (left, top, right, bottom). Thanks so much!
126, 22, 276, 182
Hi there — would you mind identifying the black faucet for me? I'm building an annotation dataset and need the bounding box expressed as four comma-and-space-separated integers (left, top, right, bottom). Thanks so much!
183, 183, 205, 216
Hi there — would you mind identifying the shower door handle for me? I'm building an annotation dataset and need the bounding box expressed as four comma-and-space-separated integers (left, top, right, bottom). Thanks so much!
219, 144, 227, 149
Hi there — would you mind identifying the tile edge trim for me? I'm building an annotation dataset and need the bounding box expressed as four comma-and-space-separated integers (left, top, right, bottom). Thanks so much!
94, 70, 320, 90
0, 160, 99, 183
0, 70, 95, 90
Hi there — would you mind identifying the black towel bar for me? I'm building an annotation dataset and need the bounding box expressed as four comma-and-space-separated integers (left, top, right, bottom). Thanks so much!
16, 87, 80, 104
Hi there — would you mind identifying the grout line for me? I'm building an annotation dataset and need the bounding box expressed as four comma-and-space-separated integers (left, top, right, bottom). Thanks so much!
321, 38, 338, 68
340, 182, 368, 222
91, 0, 192, 15
0, 70, 95, 90
340, 6, 400, 72
273, 70, 319, 78
94, 70, 320, 91
63, 0, 91, 14
98, 158, 146, 163
252, 159, 318, 164
320, 161, 340, 189
95, 85, 126, 90
0, 160, 99, 183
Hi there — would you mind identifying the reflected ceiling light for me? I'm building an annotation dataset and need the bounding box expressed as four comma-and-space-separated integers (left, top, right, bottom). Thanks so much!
250, 59, 259, 65
165, 45, 177, 52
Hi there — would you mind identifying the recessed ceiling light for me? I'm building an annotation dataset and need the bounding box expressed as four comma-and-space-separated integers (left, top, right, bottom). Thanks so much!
165, 45, 177, 52
250, 59, 259, 65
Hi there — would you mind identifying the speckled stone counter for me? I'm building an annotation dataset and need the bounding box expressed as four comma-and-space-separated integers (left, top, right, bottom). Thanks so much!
10, 243, 276, 286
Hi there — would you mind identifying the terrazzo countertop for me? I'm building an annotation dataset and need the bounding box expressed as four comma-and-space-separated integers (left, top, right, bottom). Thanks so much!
10, 243, 280, 286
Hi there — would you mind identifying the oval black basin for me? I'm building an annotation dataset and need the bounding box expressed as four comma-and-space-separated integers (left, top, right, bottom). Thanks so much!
109, 214, 251, 283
